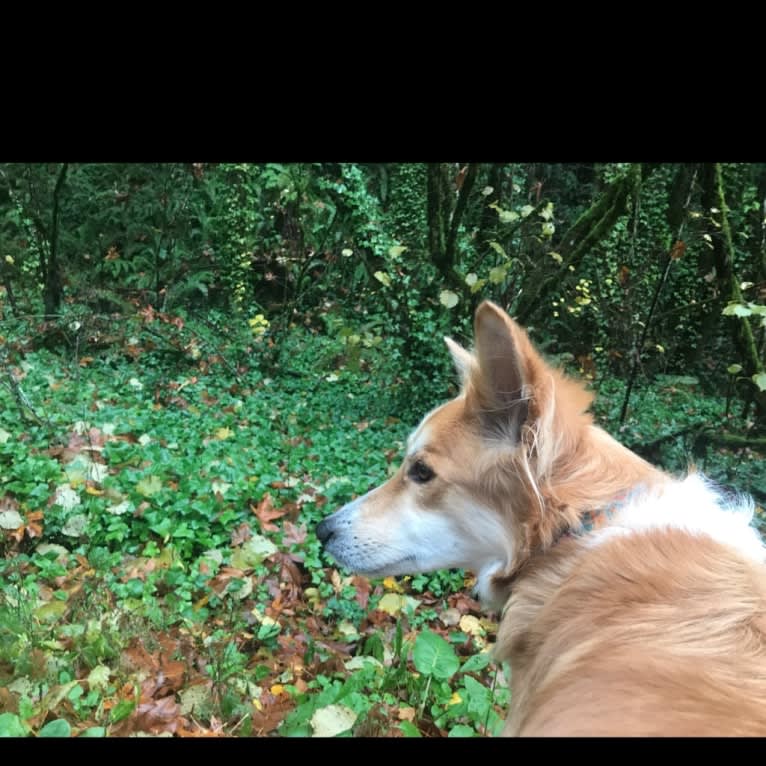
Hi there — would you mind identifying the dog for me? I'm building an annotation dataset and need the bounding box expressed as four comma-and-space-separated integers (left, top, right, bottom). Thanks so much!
316, 300, 766, 736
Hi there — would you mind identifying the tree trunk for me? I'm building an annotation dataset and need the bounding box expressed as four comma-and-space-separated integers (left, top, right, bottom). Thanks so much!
43, 163, 69, 318
515, 163, 647, 324
427, 163, 451, 268
426, 163, 479, 295
1, 274, 18, 317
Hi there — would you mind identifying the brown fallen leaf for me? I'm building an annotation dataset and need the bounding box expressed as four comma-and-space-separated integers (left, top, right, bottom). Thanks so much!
231, 521, 252, 546
251, 695, 294, 736
350, 576, 371, 610
282, 520, 307, 546
133, 694, 184, 735
251, 494, 287, 532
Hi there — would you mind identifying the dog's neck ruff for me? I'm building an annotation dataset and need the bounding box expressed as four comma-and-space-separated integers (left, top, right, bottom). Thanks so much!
499, 488, 637, 606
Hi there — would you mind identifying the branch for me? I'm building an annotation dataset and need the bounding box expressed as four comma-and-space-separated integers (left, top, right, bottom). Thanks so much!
618, 165, 697, 424
444, 163, 478, 269
0, 346, 50, 427
715, 163, 764, 383
516, 164, 647, 324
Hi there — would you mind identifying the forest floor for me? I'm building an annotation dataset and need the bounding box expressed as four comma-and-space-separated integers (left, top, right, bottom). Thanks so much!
1, 321, 763, 737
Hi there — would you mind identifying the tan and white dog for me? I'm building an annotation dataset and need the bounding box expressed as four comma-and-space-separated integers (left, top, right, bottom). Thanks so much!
316, 300, 766, 736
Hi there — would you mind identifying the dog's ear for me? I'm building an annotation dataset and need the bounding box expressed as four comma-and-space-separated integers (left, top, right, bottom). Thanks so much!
444, 336, 474, 384
470, 301, 531, 440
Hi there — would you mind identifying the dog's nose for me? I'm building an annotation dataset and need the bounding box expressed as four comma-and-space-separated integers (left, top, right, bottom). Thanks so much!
316, 518, 334, 545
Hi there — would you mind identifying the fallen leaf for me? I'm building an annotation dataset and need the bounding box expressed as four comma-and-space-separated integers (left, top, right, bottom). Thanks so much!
310, 704, 357, 737
251, 494, 287, 532
0, 510, 23, 530
350, 576, 371, 610
439, 608, 461, 627
133, 694, 183, 735
459, 615, 484, 636
382, 576, 404, 593
34, 600, 68, 622
136, 476, 163, 497
376, 593, 420, 617
179, 682, 211, 717
231, 522, 252, 546
344, 656, 382, 671
87, 665, 111, 691
230, 535, 277, 570
62, 514, 88, 537
54, 485, 81, 510
282, 521, 307, 546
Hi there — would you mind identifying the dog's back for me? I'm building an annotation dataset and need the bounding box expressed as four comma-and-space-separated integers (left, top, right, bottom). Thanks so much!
499, 525, 766, 736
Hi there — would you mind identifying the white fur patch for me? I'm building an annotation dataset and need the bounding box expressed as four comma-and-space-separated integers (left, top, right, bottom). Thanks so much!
588, 474, 765, 564
407, 421, 431, 457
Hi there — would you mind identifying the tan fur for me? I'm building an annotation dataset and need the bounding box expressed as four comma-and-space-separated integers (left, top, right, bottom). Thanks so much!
318, 300, 766, 735
498, 530, 766, 736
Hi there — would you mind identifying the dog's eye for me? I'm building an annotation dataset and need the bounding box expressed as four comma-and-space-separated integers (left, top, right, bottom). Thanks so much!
409, 459, 435, 484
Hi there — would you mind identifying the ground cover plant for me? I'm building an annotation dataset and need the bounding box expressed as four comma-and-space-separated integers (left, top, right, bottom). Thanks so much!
1, 162, 764, 736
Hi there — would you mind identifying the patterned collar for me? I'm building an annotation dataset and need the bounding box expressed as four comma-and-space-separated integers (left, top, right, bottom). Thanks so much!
501, 486, 642, 603
566, 487, 638, 538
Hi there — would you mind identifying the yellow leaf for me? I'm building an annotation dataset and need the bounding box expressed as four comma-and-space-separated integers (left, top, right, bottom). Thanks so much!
376, 593, 420, 616
459, 615, 484, 636
215, 427, 233, 440
377, 593, 405, 616
35, 600, 68, 622
85, 486, 104, 496
383, 576, 403, 593
488, 240, 506, 258
253, 697, 263, 711
135, 475, 162, 497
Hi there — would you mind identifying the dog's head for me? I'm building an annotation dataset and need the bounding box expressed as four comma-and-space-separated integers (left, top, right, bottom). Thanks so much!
316, 300, 594, 605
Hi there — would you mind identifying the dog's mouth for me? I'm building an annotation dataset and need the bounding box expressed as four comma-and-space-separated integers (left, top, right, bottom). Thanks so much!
340, 555, 419, 580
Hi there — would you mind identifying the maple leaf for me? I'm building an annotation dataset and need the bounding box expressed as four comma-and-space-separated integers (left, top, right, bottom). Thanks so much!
134, 694, 183, 735
231, 522, 252, 546
251, 494, 287, 532
282, 520, 307, 546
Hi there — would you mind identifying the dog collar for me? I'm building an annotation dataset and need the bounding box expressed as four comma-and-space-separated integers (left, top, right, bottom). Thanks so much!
567, 487, 638, 537
498, 486, 641, 608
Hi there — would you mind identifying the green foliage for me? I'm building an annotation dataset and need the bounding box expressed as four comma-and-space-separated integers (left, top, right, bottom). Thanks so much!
413, 630, 460, 680
1, 162, 765, 737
